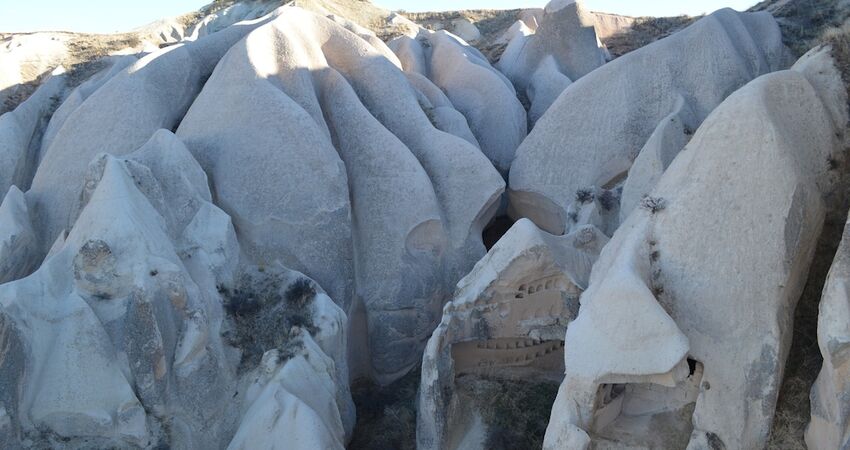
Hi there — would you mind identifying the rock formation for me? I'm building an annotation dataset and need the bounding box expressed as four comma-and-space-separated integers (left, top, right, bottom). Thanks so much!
177, 7, 503, 383
418, 219, 607, 449
2, 0, 850, 448
509, 8, 792, 236
38, 56, 138, 165
498, 0, 607, 125
0, 128, 354, 448
389, 29, 527, 176
808, 208, 850, 450
27, 11, 282, 260
0, 186, 36, 284
186, 1, 285, 39
0, 67, 65, 196
543, 42, 847, 449
1, 133, 236, 447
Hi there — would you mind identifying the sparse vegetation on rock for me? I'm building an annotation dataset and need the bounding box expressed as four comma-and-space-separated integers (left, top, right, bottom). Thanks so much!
221, 268, 318, 370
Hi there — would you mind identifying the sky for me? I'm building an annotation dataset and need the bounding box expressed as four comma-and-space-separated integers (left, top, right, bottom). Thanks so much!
0, 0, 758, 34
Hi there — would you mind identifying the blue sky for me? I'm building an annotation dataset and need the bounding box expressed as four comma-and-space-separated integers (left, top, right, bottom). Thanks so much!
0, 0, 757, 33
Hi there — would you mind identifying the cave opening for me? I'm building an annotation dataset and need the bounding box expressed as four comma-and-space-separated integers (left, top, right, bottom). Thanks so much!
483, 215, 516, 250
590, 359, 705, 448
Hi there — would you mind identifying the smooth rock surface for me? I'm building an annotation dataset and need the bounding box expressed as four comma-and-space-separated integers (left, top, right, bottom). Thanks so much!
509, 8, 792, 235
0, 186, 36, 284
178, 7, 503, 383
0, 67, 65, 194
544, 45, 846, 449
807, 209, 850, 450
27, 9, 282, 256
498, 0, 607, 124
389, 29, 527, 175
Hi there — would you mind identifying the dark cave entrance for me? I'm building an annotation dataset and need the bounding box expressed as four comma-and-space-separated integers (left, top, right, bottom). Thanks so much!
483, 215, 516, 250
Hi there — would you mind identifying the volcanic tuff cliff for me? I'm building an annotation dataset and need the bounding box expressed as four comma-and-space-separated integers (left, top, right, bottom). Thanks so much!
1, 0, 850, 449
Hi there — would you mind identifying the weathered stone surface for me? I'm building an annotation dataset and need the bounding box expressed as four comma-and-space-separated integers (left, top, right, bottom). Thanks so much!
222, 262, 355, 444
498, 0, 606, 125
227, 334, 347, 450
544, 45, 846, 450
27, 9, 282, 255
178, 7, 503, 383
187, 1, 283, 40
1, 155, 233, 448
0, 128, 355, 447
39, 55, 138, 162
808, 210, 850, 450
404, 71, 480, 147
418, 219, 607, 449
0, 67, 64, 194
450, 18, 481, 43
805, 46, 850, 449
0, 33, 70, 114
0, 186, 36, 284
509, 8, 791, 235
618, 95, 696, 222
389, 29, 527, 175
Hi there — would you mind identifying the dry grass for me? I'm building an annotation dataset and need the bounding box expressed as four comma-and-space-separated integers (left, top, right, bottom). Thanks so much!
767, 222, 843, 448
404, 9, 522, 63
458, 375, 560, 450
822, 20, 850, 104
64, 34, 140, 87
348, 369, 420, 450
751, 0, 850, 57
2, 78, 45, 114
601, 15, 699, 58
220, 269, 318, 371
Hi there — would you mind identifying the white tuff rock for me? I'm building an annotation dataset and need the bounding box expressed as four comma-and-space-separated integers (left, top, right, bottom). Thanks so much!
509, 8, 792, 235
544, 43, 846, 450
178, 7, 503, 383
498, 0, 607, 125
418, 219, 607, 449
389, 29, 527, 176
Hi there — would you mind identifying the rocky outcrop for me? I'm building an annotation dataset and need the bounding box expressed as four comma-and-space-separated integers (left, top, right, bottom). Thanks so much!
806, 46, 850, 449
418, 219, 607, 449
591, 12, 636, 39
177, 7, 503, 383
6, 1, 850, 448
0, 137, 237, 448
222, 263, 355, 448
808, 209, 850, 450
389, 29, 527, 176
449, 18, 481, 43
498, 0, 607, 125
27, 9, 282, 259
0, 129, 354, 447
228, 326, 351, 450
509, 8, 792, 236
0, 67, 65, 194
0, 186, 36, 284
39, 55, 138, 162
187, 1, 285, 39
618, 95, 697, 222
543, 44, 846, 450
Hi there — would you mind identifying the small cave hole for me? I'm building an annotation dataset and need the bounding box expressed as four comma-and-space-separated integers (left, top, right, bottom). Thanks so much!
483, 215, 516, 250
687, 358, 698, 376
